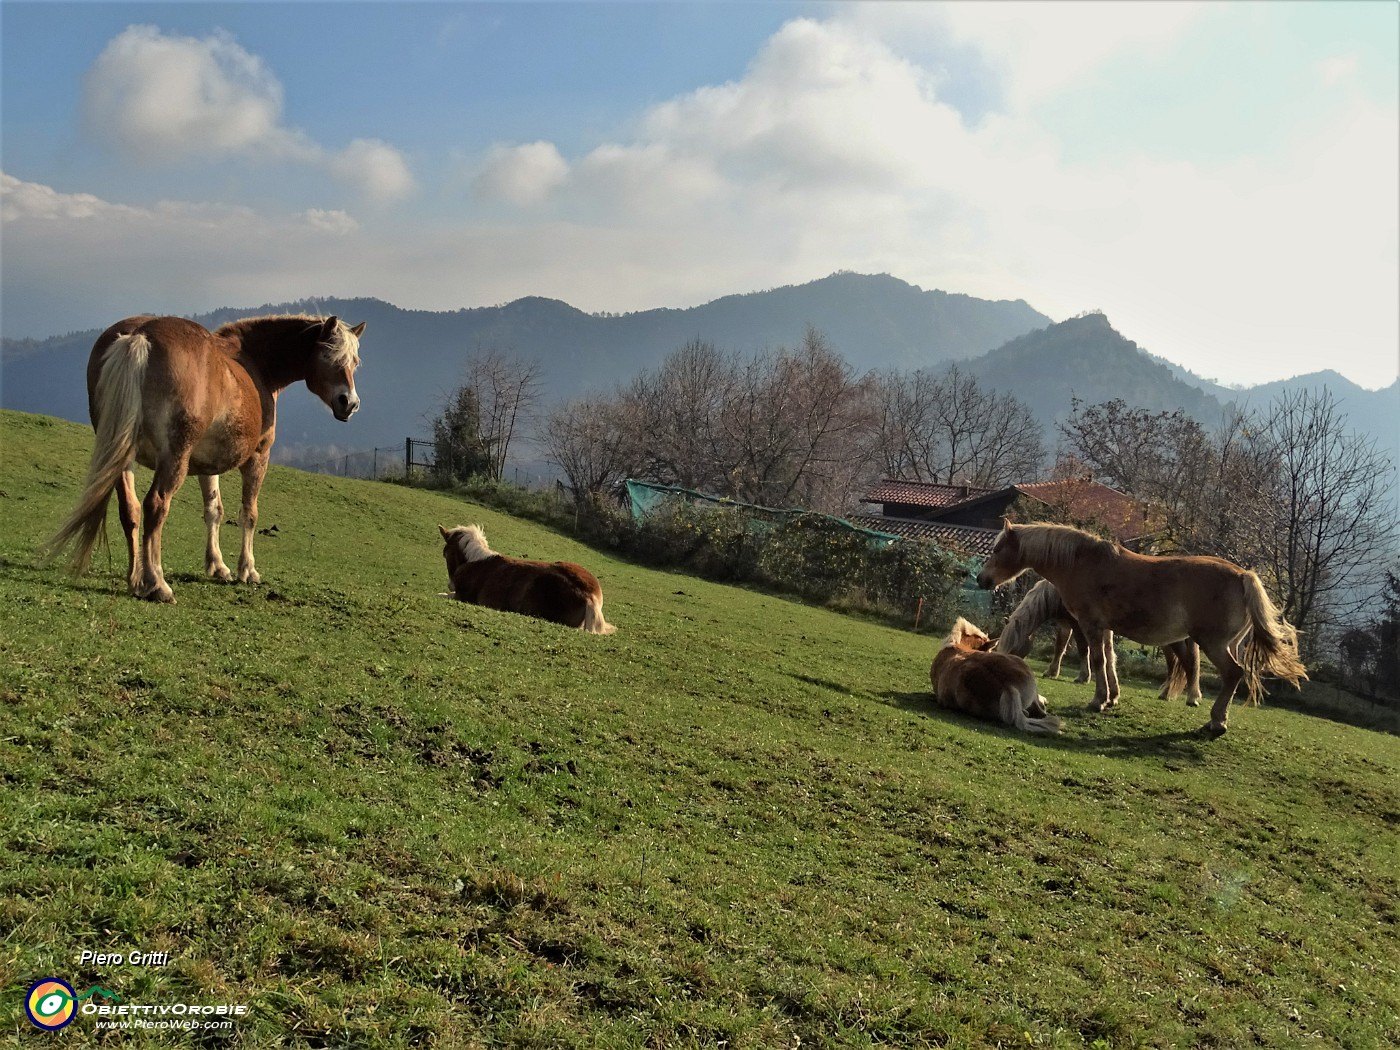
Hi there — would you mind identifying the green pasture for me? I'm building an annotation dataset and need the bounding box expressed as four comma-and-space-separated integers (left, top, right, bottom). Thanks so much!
1, 409, 1397, 1048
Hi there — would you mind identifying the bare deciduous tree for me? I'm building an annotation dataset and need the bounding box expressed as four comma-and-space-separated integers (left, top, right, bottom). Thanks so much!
461, 348, 543, 482
1254, 387, 1396, 653
874, 365, 1044, 487
541, 393, 630, 502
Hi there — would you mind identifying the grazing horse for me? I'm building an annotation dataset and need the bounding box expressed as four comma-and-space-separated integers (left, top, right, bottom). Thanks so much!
976, 520, 1306, 734
438, 524, 616, 634
44, 314, 366, 602
930, 618, 1063, 735
994, 579, 1203, 705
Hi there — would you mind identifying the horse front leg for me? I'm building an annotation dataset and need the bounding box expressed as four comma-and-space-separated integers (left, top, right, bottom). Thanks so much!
115, 466, 143, 596
1046, 623, 1071, 678
236, 454, 268, 585
1072, 623, 1090, 684
136, 459, 189, 603
199, 475, 233, 582
1083, 627, 1118, 711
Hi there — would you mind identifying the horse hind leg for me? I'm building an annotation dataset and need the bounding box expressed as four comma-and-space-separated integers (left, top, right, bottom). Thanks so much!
136, 457, 189, 603
1199, 638, 1244, 736
199, 475, 233, 582
115, 466, 143, 595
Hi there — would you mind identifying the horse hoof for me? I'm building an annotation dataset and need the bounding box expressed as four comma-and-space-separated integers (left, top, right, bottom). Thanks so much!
1186, 698, 1201, 708
1199, 722, 1227, 738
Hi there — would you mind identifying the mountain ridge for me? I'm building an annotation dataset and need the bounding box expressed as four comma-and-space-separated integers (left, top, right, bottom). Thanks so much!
3, 274, 1394, 485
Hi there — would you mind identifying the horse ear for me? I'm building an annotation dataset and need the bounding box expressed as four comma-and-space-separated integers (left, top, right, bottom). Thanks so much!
438, 524, 450, 540
350, 321, 366, 337
321, 316, 339, 338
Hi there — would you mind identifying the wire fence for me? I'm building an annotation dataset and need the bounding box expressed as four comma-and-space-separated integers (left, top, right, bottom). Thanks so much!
293, 443, 412, 481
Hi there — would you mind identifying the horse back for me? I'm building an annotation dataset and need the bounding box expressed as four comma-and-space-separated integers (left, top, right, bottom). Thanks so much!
450, 554, 601, 629
87, 315, 267, 469
1055, 548, 1251, 645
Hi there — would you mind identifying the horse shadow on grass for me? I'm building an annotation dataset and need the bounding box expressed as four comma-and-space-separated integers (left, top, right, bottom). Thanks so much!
879, 690, 1213, 762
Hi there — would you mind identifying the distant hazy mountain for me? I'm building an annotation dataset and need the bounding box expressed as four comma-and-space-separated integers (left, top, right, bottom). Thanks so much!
0, 273, 1049, 458
3, 275, 1393, 496
958, 311, 1231, 427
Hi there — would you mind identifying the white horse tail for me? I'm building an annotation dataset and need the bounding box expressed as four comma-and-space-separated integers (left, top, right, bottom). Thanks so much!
994, 579, 1064, 657
582, 594, 617, 635
42, 333, 150, 574
1001, 684, 1063, 735
1238, 571, 1308, 702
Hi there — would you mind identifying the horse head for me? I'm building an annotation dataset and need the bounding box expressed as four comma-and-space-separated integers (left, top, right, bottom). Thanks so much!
976, 518, 1025, 590
307, 317, 365, 421
944, 617, 995, 653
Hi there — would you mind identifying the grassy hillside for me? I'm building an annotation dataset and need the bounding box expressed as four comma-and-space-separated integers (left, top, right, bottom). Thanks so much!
1, 409, 1397, 1049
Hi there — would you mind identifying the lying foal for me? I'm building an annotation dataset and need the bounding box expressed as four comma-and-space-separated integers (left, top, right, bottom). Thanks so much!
439, 524, 616, 634
931, 617, 1062, 735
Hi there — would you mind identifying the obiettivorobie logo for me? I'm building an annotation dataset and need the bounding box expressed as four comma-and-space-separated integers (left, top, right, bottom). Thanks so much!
25, 979, 121, 1030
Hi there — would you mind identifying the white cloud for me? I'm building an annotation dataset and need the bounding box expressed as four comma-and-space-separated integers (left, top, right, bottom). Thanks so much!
8, 8, 1395, 390
82, 25, 412, 201
847, 1, 1207, 113
0, 172, 366, 333
474, 142, 570, 207
328, 139, 416, 203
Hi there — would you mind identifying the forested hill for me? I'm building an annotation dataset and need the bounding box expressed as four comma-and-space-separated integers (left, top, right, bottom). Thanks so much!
3, 275, 1394, 481
0, 273, 1048, 454
958, 312, 1231, 426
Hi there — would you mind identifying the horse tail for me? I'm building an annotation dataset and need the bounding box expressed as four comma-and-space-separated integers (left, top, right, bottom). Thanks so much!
1238, 571, 1308, 702
993, 579, 1061, 657
1160, 648, 1188, 700
582, 594, 616, 635
1001, 685, 1063, 735
41, 333, 149, 574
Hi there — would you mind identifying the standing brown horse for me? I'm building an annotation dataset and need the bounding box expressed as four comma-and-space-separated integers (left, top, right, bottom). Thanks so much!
44, 314, 366, 602
976, 519, 1306, 734
930, 618, 1062, 735
994, 578, 1203, 705
439, 524, 616, 634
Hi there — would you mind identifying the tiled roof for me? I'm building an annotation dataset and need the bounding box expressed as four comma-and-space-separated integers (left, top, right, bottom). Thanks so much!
1011, 480, 1150, 542
860, 479, 993, 509
848, 514, 999, 558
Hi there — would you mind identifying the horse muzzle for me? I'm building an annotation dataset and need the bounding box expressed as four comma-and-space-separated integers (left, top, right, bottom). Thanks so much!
333, 392, 360, 421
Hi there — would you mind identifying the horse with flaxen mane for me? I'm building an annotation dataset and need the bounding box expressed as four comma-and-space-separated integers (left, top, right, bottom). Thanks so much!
439, 524, 616, 634
977, 520, 1306, 735
994, 578, 1203, 706
43, 314, 366, 603
930, 618, 1063, 735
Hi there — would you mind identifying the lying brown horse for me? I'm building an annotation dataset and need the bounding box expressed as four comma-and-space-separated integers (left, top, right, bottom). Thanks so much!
994, 578, 1203, 705
439, 524, 616, 634
44, 313, 366, 602
931, 617, 1062, 735
977, 519, 1306, 734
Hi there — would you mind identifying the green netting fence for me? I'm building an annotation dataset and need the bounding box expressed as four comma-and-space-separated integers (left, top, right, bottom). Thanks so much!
624, 479, 984, 627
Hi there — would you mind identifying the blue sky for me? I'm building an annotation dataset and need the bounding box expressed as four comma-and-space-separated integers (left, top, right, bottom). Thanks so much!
2, 1, 1396, 389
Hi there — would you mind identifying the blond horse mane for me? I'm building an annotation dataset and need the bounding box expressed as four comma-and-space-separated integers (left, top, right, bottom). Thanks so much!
444, 524, 496, 563
943, 616, 991, 652
1006, 521, 1116, 572
993, 579, 1066, 656
216, 314, 362, 368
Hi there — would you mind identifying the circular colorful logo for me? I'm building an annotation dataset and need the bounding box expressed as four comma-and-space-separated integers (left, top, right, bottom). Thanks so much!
26, 978, 78, 1030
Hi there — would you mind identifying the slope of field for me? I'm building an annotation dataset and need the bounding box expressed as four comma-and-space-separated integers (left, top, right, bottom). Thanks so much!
1, 410, 1397, 1049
